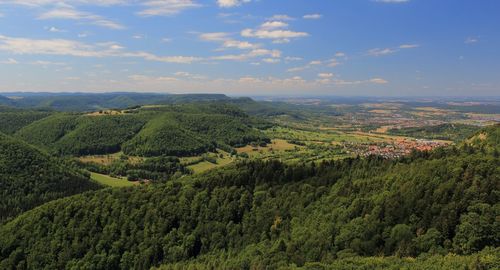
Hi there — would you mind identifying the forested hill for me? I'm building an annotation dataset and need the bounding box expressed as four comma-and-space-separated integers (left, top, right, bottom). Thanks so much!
0, 93, 231, 111
0, 126, 498, 269
11, 103, 269, 157
0, 133, 101, 223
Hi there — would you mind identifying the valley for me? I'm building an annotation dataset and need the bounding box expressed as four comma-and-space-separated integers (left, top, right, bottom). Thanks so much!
0, 93, 498, 269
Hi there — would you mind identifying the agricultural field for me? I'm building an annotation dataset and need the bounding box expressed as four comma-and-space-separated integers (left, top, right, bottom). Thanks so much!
181, 150, 235, 174
90, 172, 137, 188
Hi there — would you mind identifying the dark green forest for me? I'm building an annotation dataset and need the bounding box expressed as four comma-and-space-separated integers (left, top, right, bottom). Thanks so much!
0, 133, 100, 223
0, 126, 498, 269
9, 103, 268, 157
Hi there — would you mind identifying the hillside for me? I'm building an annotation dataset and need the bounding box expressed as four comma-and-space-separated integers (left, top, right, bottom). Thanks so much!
0, 126, 497, 269
0, 133, 101, 223
14, 103, 268, 157
0, 107, 53, 135
0, 93, 231, 111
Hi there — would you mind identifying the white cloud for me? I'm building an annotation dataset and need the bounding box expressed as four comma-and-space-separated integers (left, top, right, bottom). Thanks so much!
241, 28, 308, 40
309, 60, 322, 65
262, 58, 280, 64
260, 21, 288, 30
369, 78, 389, 84
199, 32, 230, 41
138, 0, 201, 16
0, 58, 18, 64
367, 48, 397, 56
31, 60, 67, 66
241, 18, 309, 43
129, 74, 178, 82
211, 48, 281, 61
287, 66, 307, 72
335, 52, 346, 57
217, 0, 251, 8
303, 14, 322, 20
318, 73, 334, 78
328, 58, 341, 67
77, 32, 90, 38
269, 14, 294, 21
465, 37, 479, 44
368, 44, 419, 56
222, 40, 259, 49
47, 26, 65, 32
38, 7, 124, 29
399, 44, 419, 49
0, 35, 201, 63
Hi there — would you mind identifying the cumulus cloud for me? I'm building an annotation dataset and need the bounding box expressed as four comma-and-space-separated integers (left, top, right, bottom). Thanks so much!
260, 21, 288, 30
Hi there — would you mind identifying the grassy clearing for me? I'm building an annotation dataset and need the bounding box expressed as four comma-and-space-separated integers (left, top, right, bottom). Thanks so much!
79, 152, 143, 165
237, 139, 297, 155
90, 172, 136, 188
184, 150, 235, 174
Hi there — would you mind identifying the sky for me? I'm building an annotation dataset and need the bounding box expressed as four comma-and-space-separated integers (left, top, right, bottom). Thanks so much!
0, 0, 499, 96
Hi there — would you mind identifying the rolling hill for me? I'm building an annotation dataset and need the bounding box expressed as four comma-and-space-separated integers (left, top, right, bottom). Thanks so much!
13, 103, 269, 157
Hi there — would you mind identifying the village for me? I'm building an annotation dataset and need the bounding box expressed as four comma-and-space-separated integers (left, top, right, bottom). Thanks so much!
346, 139, 449, 159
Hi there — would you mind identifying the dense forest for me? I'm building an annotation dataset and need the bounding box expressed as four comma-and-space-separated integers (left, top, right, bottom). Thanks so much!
0, 126, 498, 269
0, 133, 101, 223
8, 103, 268, 157
0, 107, 53, 135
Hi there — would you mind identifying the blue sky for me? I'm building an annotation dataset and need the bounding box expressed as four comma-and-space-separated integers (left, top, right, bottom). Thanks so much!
0, 0, 498, 96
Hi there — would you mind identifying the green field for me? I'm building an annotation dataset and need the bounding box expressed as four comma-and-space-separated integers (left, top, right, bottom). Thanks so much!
90, 172, 136, 187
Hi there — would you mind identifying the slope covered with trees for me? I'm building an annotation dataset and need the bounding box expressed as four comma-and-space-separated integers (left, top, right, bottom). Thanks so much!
0, 126, 497, 269
0, 133, 101, 223
14, 103, 268, 157
0, 107, 53, 135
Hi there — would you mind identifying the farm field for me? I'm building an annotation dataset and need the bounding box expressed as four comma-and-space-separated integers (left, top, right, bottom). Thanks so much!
90, 172, 137, 188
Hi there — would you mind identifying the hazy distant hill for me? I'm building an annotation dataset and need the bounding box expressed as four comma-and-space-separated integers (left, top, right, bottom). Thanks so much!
0, 93, 231, 111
